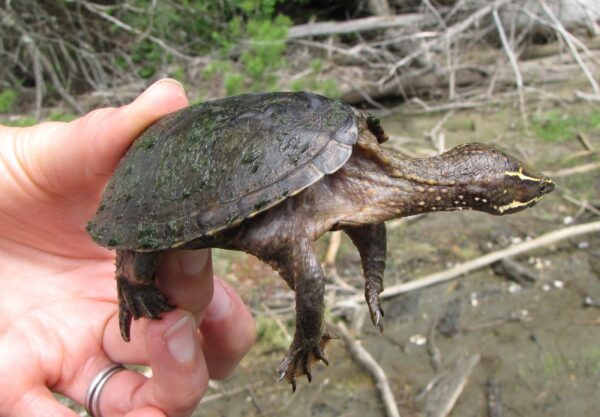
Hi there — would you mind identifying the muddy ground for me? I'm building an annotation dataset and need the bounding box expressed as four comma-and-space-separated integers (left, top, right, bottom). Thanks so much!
198, 76, 600, 417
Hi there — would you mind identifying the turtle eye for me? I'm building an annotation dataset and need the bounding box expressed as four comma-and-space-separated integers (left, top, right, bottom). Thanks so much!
539, 182, 546, 193
538, 180, 554, 195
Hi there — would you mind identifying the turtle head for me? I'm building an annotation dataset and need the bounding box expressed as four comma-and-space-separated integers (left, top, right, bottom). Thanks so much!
454, 143, 554, 215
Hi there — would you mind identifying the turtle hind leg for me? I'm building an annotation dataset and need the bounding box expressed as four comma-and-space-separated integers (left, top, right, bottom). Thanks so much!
115, 250, 175, 342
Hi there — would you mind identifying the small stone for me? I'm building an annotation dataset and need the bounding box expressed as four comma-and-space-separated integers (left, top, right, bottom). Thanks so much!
469, 292, 479, 307
409, 334, 427, 346
508, 283, 522, 293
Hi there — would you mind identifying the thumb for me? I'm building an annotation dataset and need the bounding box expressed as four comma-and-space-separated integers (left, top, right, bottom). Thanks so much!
28, 79, 188, 196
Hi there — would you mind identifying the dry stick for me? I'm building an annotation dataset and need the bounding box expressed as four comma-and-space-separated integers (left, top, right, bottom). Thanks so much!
538, 0, 600, 94
492, 8, 527, 127
37, 45, 84, 114
379, 222, 600, 299
334, 322, 401, 417
79, 0, 196, 62
26, 41, 43, 120
547, 162, 600, 178
427, 110, 455, 153
575, 91, 600, 102
577, 131, 595, 151
324, 230, 342, 267
423, 353, 481, 417
562, 194, 600, 217
335, 221, 600, 308
380, 0, 514, 84
287, 14, 427, 39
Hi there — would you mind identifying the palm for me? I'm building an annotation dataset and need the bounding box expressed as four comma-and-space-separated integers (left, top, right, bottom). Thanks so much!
0, 112, 151, 413
0, 82, 255, 417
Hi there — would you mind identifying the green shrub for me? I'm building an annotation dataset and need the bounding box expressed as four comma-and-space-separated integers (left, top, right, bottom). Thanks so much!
0, 89, 17, 113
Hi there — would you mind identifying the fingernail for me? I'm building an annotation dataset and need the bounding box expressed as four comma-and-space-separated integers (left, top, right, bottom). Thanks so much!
152, 78, 185, 90
204, 280, 232, 321
164, 312, 197, 363
145, 78, 186, 98
177, 250, 208, 276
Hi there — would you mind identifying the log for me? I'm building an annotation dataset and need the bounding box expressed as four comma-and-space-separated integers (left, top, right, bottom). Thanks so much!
287, 14, 428, 39
339, 48, 600, 104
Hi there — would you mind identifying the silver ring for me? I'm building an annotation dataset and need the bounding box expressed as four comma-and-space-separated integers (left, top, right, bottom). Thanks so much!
85, 364, 126, 417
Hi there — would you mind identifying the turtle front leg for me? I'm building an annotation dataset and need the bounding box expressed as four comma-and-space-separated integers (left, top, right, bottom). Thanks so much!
344, 223, 387, 331
116, 250, 175, 341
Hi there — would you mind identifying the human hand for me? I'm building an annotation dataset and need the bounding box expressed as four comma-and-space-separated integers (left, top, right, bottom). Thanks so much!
0, 80, 256, 417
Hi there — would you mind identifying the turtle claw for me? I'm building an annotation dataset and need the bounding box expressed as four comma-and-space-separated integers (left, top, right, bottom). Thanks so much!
278, 334, 334, 392
366, 290, 384, 332
117, 277, 175, 342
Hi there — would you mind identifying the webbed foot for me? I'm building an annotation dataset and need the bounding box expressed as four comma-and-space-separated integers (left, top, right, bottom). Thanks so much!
366, 288, 384, 332
278, 329, 338, 392
117, 277, 175, 341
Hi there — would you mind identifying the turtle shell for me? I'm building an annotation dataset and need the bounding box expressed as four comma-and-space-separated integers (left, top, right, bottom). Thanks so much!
88, 92, 358, 250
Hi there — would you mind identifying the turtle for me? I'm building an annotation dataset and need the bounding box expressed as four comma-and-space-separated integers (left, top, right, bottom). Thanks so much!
87, 91, 554, 390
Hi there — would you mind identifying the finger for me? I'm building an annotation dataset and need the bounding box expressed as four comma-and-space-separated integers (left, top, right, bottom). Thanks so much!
103, 250, 213, 364
28, 79, 188, 196
156, 249, 214, 323
199, 278, 256, 380
12, 386, 79, 417
98, 309, 207, 417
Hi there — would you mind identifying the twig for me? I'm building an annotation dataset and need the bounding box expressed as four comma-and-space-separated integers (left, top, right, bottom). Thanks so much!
546, 162, 600, 178
324, 231, 343, 267
200, 381, 265, 403
287, 14, 428, 39
561, 194, 600, 217
79, 0, 196, 61
492, 7, 527, 127
575, 91, 600, 102
334, 322, 401, 417
487, 377, 503, 417
427, 318, 442, 372
380, 0, 514, 84
426, 110, 454, 153
461, 310, 530, 332
423, 353, 480, 417
538, 0, 600, 94
577, 131, 595, 151
247, 387, 268, 417
260, 302, 292, 342
335, 222, 600, 308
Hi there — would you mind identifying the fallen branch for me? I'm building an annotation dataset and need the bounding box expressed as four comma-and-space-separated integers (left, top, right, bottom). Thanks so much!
423, 353, 480, 417
287, 14, 428, 39
546, 162, 600, 178
335, 221, 600, 308
334, 322, 401, 417
575, 90, 600, 102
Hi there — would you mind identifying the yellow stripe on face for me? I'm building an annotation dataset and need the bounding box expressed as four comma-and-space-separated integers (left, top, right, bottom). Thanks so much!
496, 196, 543, 214
504, 168, 542, 182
